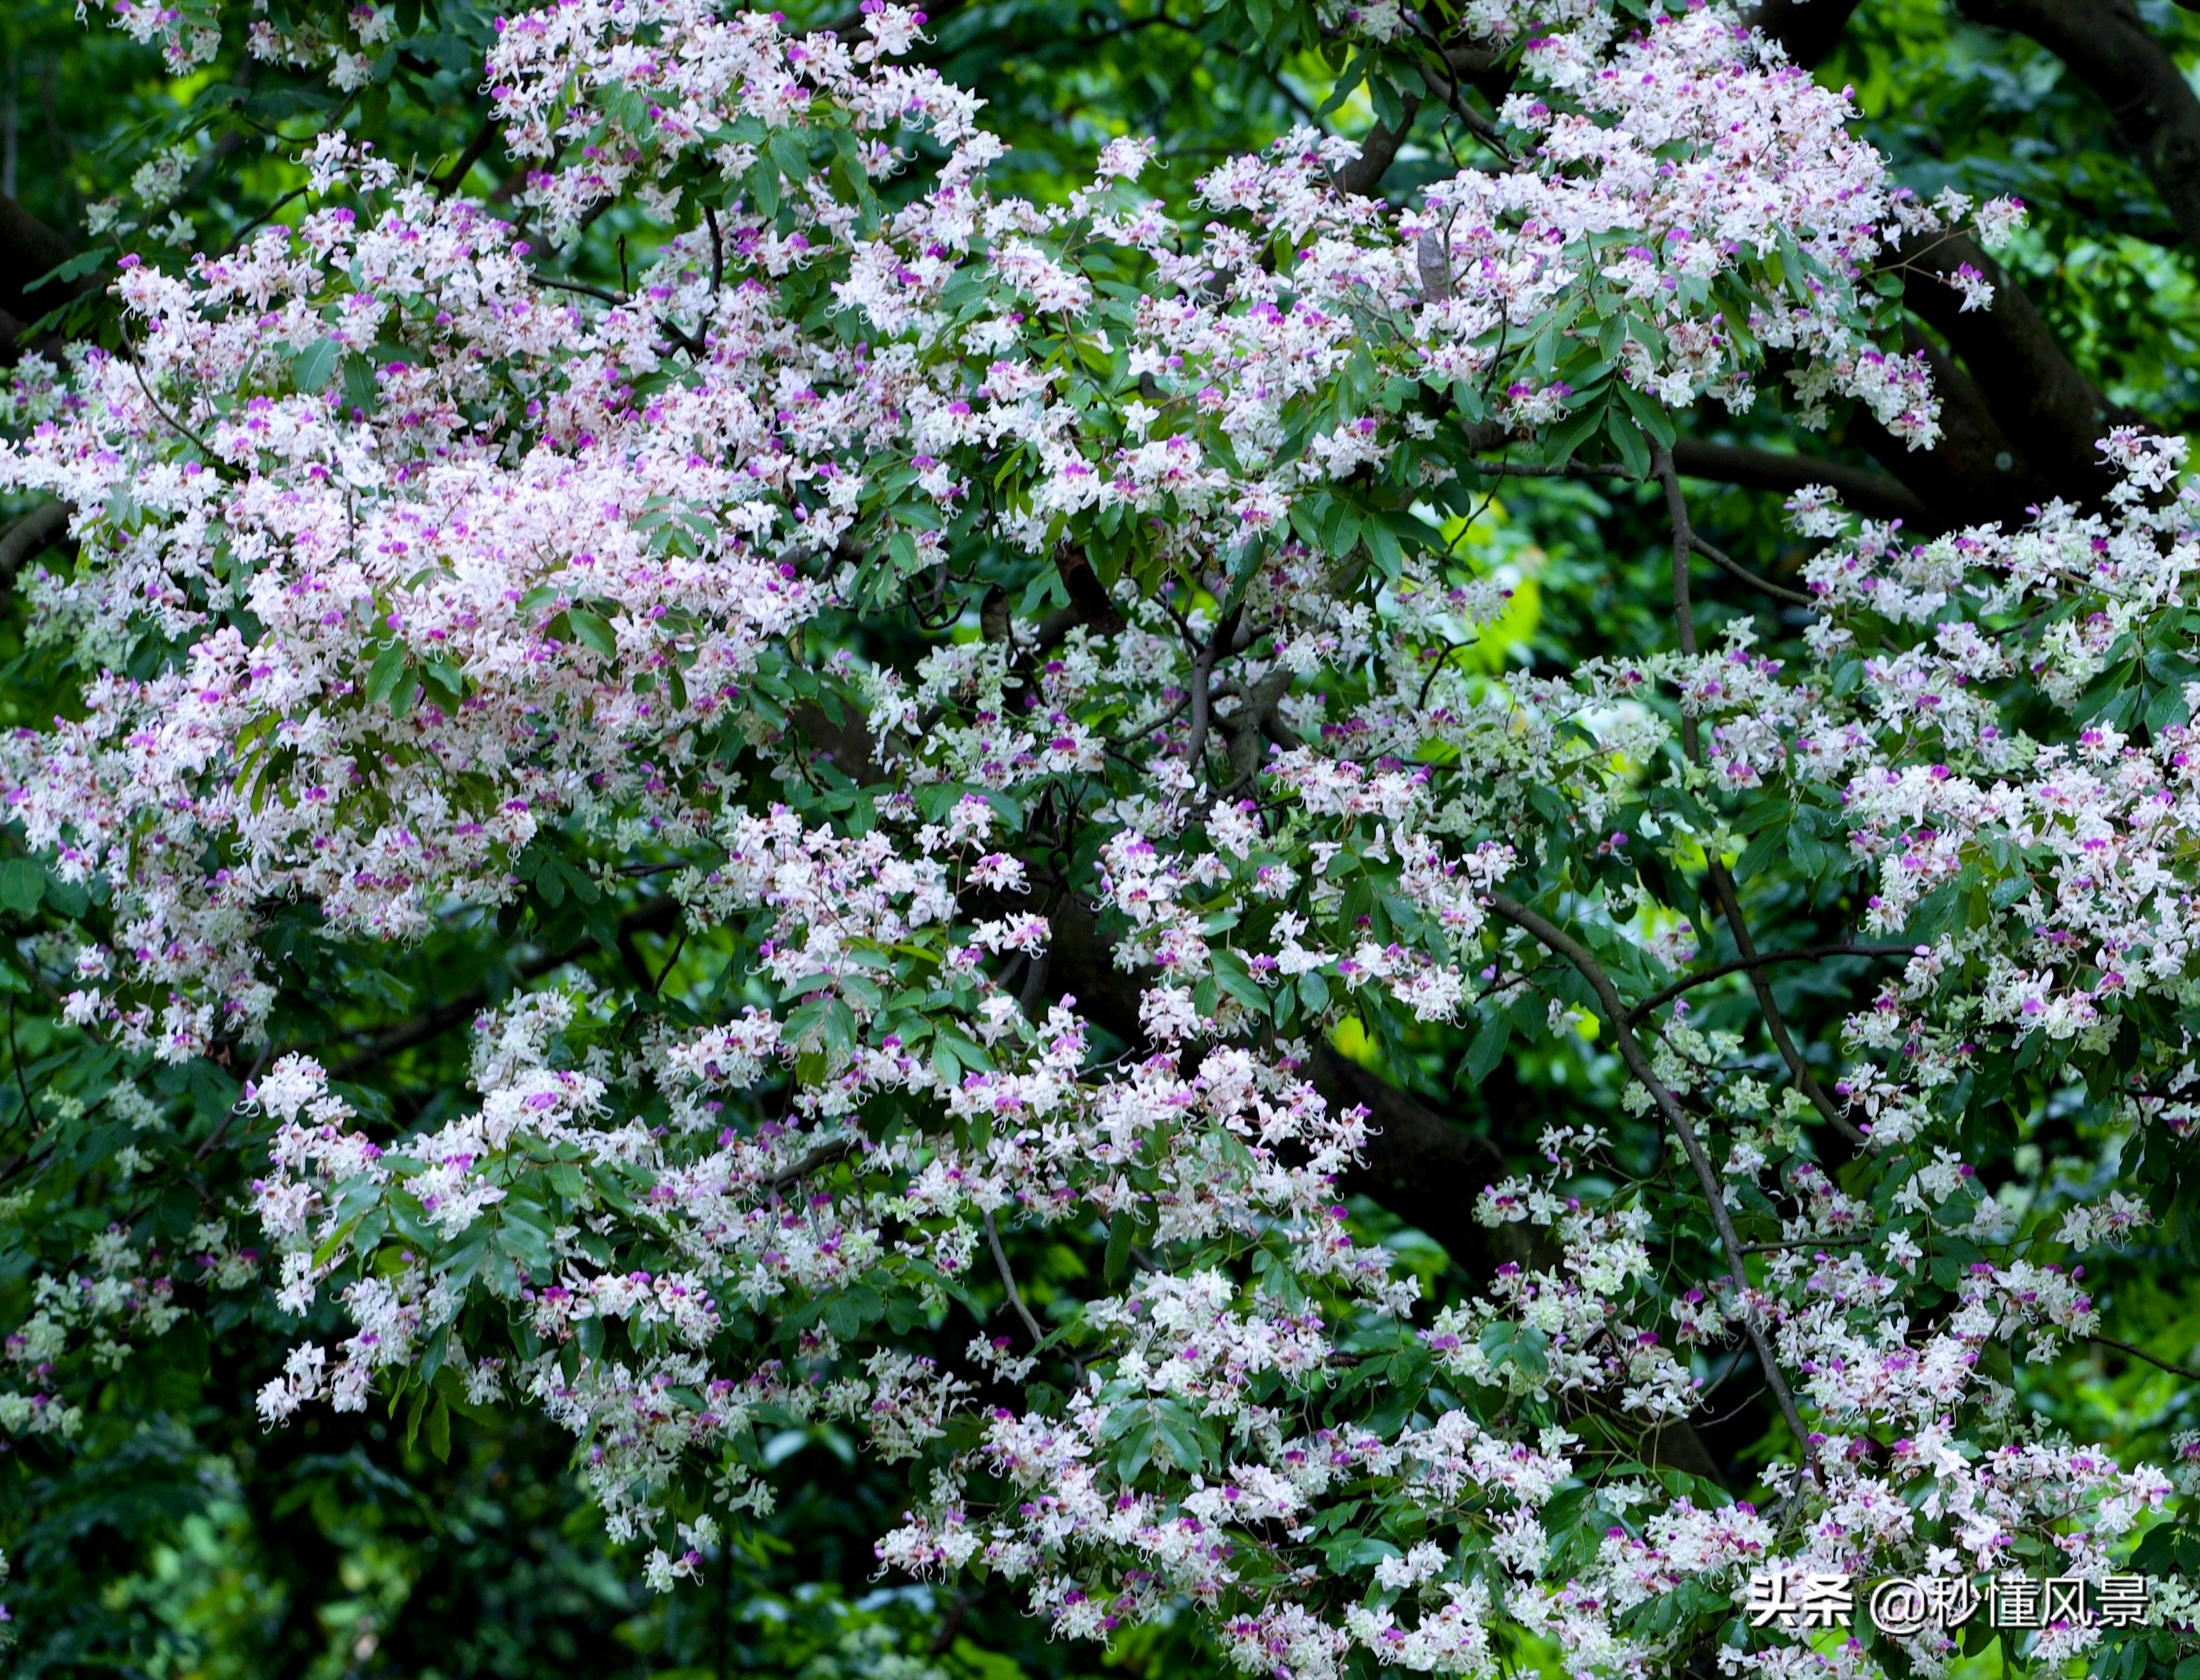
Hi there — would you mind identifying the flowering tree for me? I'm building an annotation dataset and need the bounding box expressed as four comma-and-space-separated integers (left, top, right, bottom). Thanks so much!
3, 0, 2200, 1672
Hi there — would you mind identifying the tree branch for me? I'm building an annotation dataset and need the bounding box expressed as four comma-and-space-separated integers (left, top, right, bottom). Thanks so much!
1668, 437, 1936, 527
0, 192, 76, 320
1959, 0, 2200, 250
1332, 97, 1422, 198
1623, 941, 1915, 1025
1899, 232, 2129, 509
1689, 533, 1814, 609
328, 897, 678, 1077
1746, 0, 1867, 66
1485, 891, 1816, 1467
1840, 333, 2059, 528
1658, 446, 1869, 1150
2088, 1333, 2200, 1383
0, 500, 67, 592
985, 1209, 1051, 1351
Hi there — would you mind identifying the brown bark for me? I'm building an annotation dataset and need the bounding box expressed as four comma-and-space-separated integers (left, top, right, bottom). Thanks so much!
0, 499, 66, 590
1841, 334, 2059, 528
0, 191, 81, 357
1334, 97, 1422, 197
1960, 0, 2200, 250
1743, 6, 2141, 527
1901, 232, 2127, 507
1669, 437, 1936, 526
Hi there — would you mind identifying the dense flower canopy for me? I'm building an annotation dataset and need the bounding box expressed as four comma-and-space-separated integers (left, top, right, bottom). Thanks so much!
4, 0, 2200, 1673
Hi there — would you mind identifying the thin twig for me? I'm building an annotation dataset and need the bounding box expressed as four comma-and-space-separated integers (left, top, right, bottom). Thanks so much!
650, 931, 688, 995
985, 1208, 1048, 1349
1486, 891, 1817, 1471
765, 1136, 857, 1193
328, 898, 679, 1077
117, 319, 221, 460
1742, 1236, 1872, 1254
1622, 941, 1914, 1025
217, 184, 310, 259
1655, 444, 1868, 1150
2088, 1333, 2200, 1385
6, 1001, 32, 1130
1690, 532, 1815, 608
536, 274, 627, 305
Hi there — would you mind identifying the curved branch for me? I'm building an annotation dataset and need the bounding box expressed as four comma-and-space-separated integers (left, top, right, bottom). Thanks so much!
0, 501, 68, 592
1332, 97, 1422, 198
1668, 438, 1936, 527
1624, 941, 1915, 1025
1485, 892, 1817, 1466
1959, 0, 2200, 250
1900, 232, 2129, 508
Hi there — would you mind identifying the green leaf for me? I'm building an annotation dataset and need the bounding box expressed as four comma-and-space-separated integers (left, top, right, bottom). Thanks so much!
1113, 1410, 1157, 1483
769, 129, 811, 184
1104, 1205, 1141, 1286
0, 860, 46, 916
1464, 1010, 1511, 1084
294, 337, 340, 393
1478, 1321, 1550, 1381
365, 642, 410, 707
1297, 968, 1332, 1015
1152, 1400, 1206, 1472
567, 608, 618, 659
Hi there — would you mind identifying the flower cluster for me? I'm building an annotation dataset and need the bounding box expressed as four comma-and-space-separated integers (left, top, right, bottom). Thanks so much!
0, 0, 2181, 1674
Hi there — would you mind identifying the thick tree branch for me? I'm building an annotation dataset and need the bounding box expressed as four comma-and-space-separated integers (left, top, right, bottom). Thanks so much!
0, 192, 86, 357
1668, 437, 1935, 526
1841, 334, 2058, 527
1748, 0, 2139, 525
1959, 0, 2200, 251
1746, 0, 1866, 66
1333, 96, 1422, 198
1901, 232, 2126, 507
0, 501, 68, 592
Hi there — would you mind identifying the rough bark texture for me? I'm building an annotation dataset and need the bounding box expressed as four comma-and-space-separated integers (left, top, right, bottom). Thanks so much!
1902, 232, 2127, 506
1670, 437, 1936, 525
1960, 0, 2200, 250
0, 192, 81, 357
